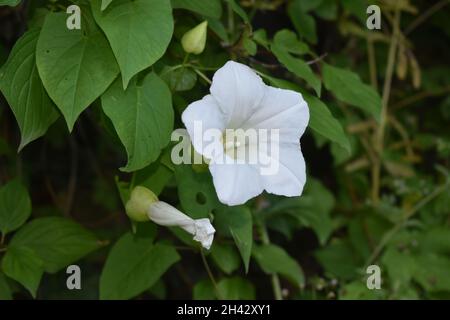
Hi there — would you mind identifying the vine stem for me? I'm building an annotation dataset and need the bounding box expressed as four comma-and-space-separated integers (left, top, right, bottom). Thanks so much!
200, 248, 223, 299
256, 219, 283, 300
372, 8, 401, 205
194, 69, 212, 85
366, 35, 378, 90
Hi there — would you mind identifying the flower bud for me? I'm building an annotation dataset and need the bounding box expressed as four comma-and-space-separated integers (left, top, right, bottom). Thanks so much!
148, 201, 215, 250
125, 186, 215, 249
181, 21, 208, 55
125, 186, 158, 222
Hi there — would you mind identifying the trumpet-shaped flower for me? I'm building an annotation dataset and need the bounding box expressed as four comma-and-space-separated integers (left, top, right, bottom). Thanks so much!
182, 61, 309, 206
126, 186, 215, 249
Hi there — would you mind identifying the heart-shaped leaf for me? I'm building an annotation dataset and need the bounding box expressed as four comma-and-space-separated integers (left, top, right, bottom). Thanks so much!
92, 0, 174, 89
0, 29, 58, 150
36, 11, 119, 131
102, 73, 174, 172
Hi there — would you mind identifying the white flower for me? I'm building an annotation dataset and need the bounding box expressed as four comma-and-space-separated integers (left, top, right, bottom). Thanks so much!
126, 186, 215, 249
182, 61, 309, 206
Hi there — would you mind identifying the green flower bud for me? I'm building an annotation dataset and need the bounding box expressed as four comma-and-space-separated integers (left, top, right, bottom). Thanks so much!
181, 21, 208, 55
125, 186, 158, 222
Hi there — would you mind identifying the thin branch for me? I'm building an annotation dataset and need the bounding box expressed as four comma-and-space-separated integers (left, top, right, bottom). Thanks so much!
372, 8, 401, 205
405, 0, 449, 35
200, 248, 223, 299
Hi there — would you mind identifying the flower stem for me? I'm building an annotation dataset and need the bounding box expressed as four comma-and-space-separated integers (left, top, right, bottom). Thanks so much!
256, 219, 283, 300
194, 69, 212, 85
200, 248, 223, 299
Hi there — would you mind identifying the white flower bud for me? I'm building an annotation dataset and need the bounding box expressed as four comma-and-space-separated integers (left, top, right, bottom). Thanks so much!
181, 21, 208, 55
148, 201, 215, 249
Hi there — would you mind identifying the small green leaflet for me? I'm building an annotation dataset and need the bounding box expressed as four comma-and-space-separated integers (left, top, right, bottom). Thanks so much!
102, 73, 174, 172
272, 44, 321, 96
302, 91, 351, 153
322, 63, 382, 120
92, 0, 174, 89
36, 11, 119, 131
0, 29, 58, 150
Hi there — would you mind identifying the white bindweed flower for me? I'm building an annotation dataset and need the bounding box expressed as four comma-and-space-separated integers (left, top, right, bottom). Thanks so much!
182, 61, 309, 206
126, 186, 215, 249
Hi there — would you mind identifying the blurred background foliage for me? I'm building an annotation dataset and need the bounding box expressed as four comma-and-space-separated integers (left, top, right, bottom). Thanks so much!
0, 0, 449, 300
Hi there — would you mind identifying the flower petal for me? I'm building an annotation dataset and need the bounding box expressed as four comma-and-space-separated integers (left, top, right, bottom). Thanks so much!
259, 143, 307, 197
182, 94, 226, 159
209, 158, 264, 205
210, 61, 266, 128
245, 86, 309, 143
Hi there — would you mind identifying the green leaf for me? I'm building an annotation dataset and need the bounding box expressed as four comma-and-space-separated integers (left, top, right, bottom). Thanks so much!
9, 217, 99, 273
243, 38, 257, 56
171, 0, 222, 19
36, 11, 119, 131
303, 91, 351, 153
272, 44, 321, 96
253, 29, 269, 50
0, 180, 31, 235
252, 244, 304, 287
273, 29, 309, 55
175, 165, 220, 219
100, 232, 180, 300
215, 206, 253, 273
0, 29, 58, 150
211, 243, 241, 274
161, 67, 197, 92
322, 63, 382, 120
102, 73, 174, 172
217, 276, 255, 299
0, 271, 12, 300
0, 0, 21, 6
92, 0, 173, 89
101, 0, 113, 10
2, 246, 44, 298
288, 0, 317, 44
